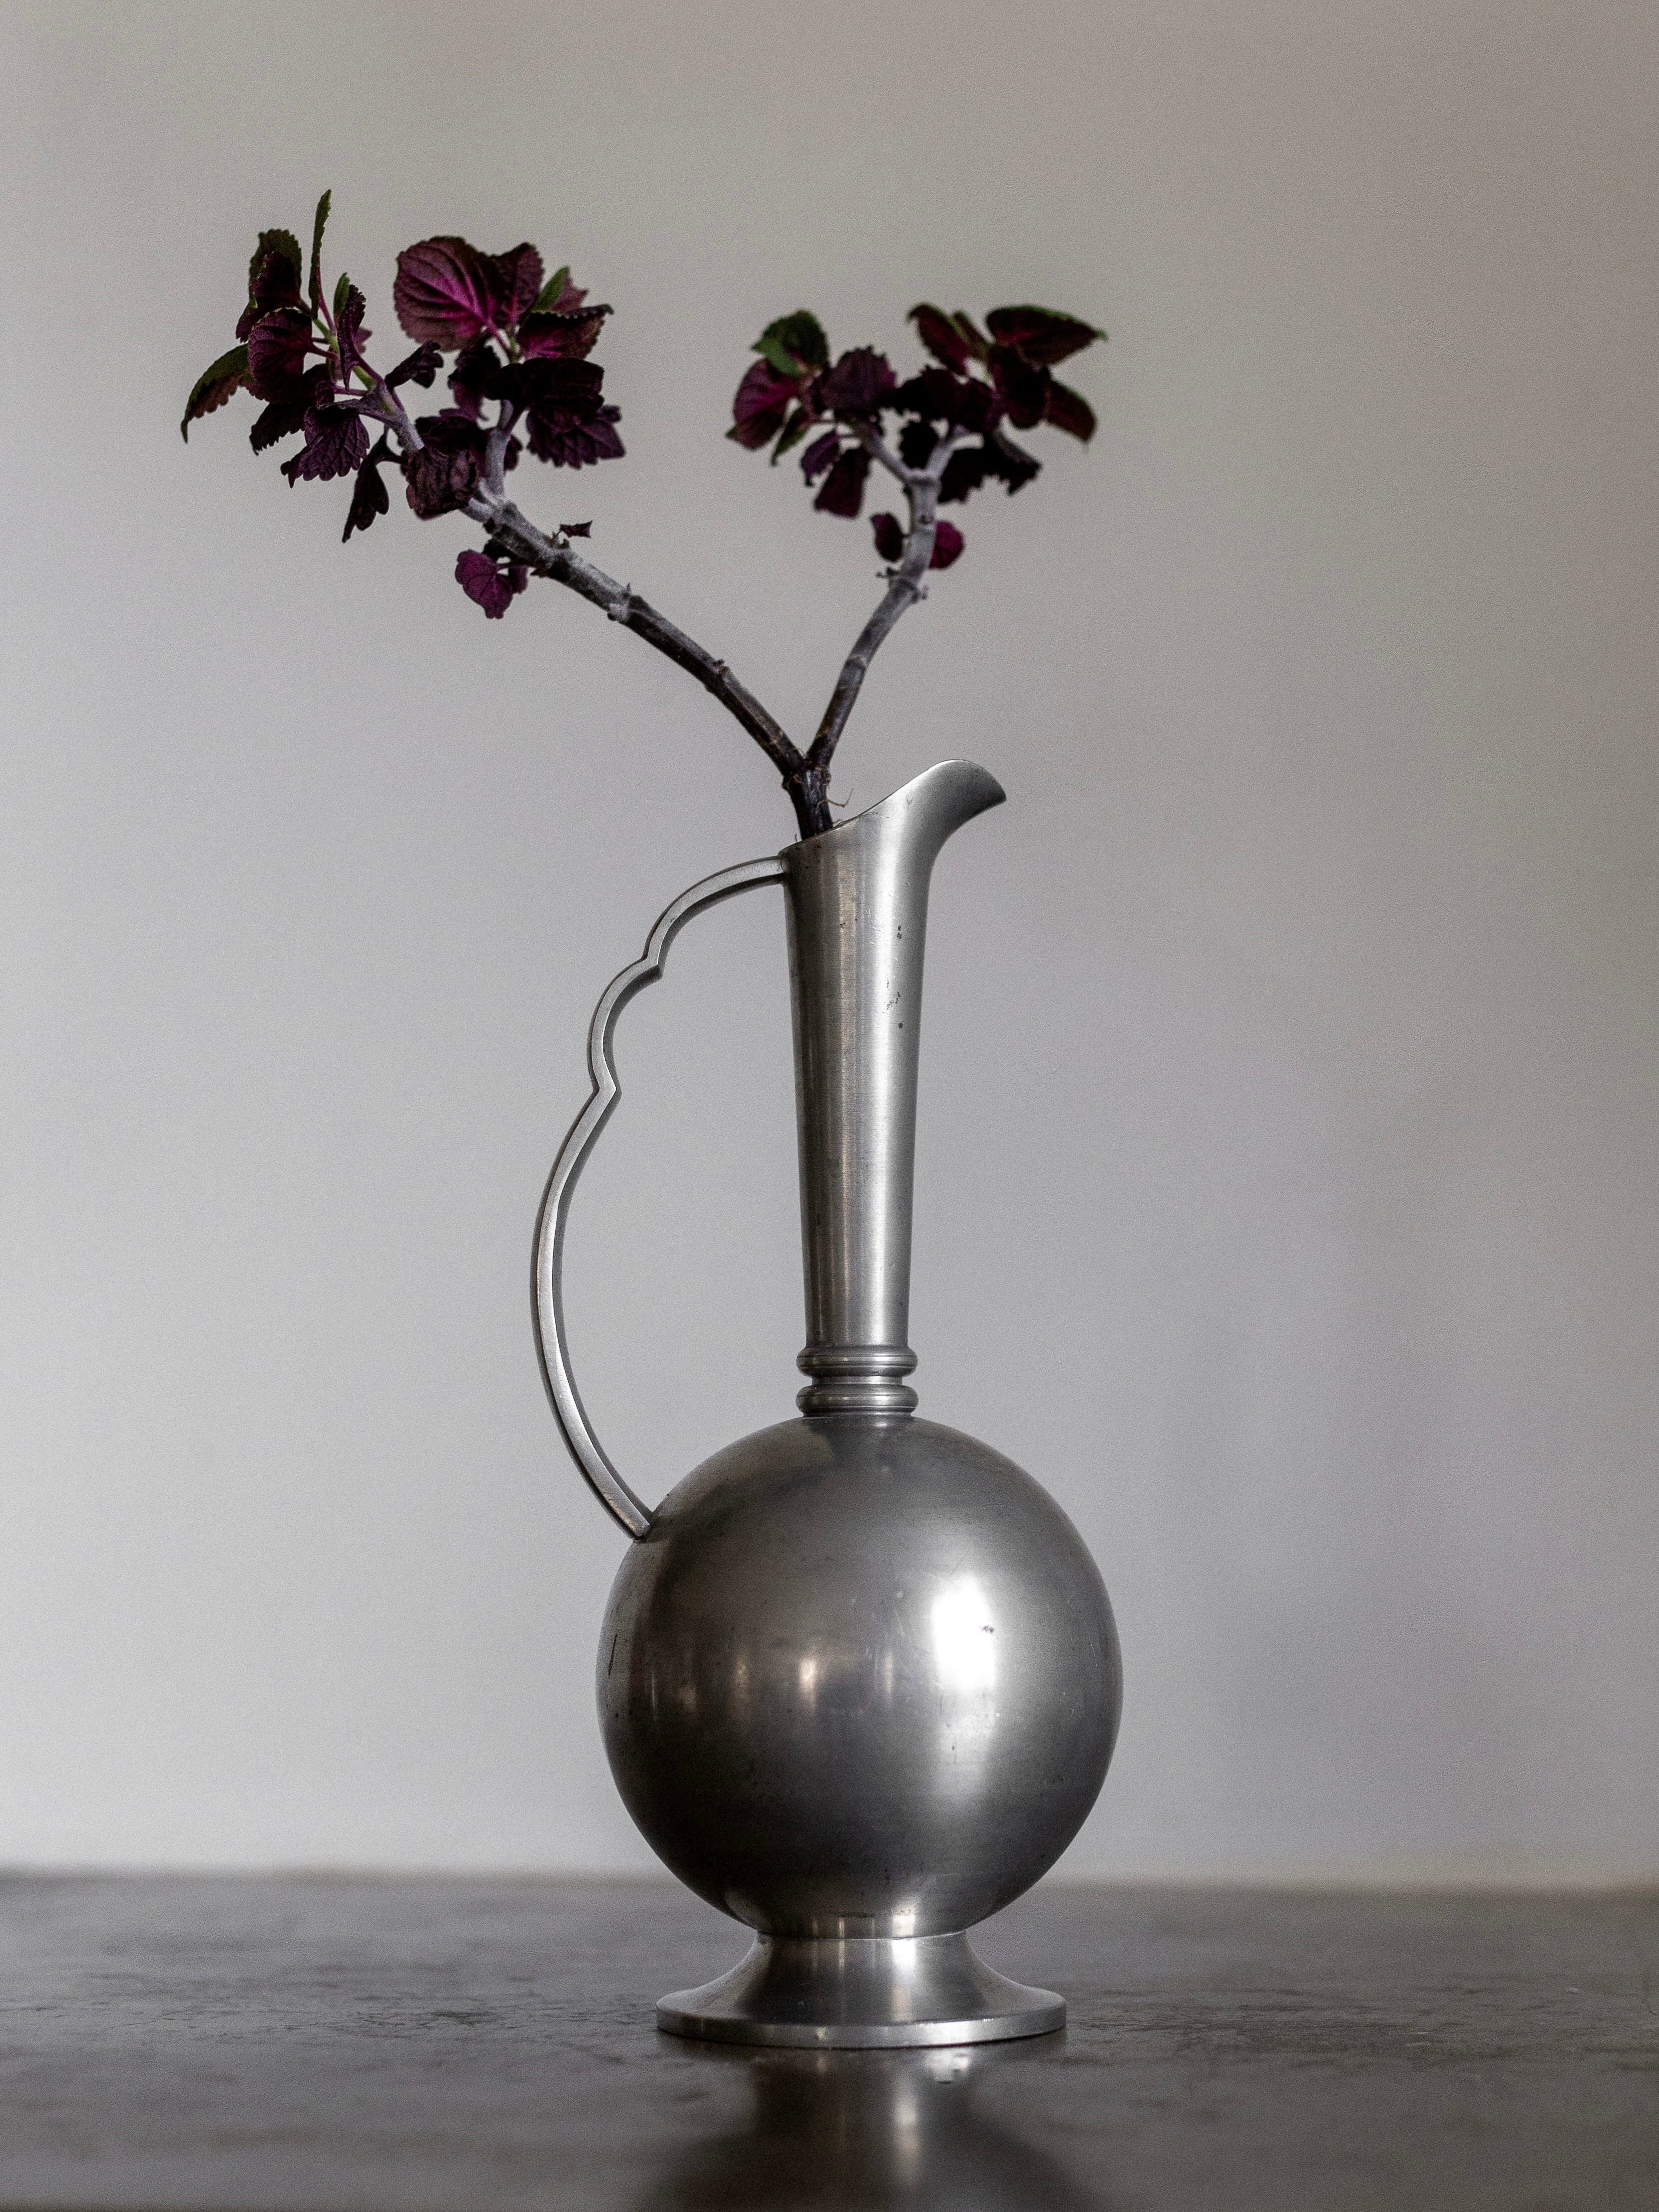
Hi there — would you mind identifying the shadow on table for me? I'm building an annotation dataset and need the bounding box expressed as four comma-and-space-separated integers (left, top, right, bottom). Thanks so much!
634, 2037, 1107, 2210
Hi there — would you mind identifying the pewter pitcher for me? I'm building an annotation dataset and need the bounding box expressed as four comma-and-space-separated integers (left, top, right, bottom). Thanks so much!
535, 761, 1120, 2046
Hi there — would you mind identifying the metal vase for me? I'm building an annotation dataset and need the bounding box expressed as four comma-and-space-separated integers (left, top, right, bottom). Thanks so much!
535, 761, 1121, 2046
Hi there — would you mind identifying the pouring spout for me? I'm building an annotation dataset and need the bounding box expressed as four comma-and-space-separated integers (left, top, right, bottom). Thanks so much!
781, 760, 1006, 1415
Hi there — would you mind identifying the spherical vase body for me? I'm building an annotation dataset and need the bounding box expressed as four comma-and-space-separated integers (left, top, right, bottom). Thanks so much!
599, 1414, 1121, 1940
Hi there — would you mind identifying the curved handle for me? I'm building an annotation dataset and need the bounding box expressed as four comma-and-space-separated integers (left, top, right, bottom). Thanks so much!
533, 853, 787, 1538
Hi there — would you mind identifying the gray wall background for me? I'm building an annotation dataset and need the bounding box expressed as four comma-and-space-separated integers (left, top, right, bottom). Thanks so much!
3, 1, 1655, 1882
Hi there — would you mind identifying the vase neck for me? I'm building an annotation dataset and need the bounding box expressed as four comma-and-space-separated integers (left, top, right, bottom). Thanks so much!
780, 761, 1004, 1415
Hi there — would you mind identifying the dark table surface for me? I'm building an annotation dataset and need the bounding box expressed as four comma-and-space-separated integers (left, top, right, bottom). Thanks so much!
0, 1875, 1654, 2210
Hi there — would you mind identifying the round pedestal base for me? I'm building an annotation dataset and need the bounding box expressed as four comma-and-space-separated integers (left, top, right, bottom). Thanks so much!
656, 1931, 1064, 2049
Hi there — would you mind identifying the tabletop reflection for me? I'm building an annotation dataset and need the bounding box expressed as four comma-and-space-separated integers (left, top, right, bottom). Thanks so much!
637, 2039, 1104, 2210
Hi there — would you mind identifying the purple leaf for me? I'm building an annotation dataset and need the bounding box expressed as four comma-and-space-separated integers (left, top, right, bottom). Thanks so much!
870, 511, 905, 562
280, 402, 369, 485
455, 548, 527, 618
393, 237, 495, 348
180, 344, 250, 440
518, 305, 611, 360
448, 340, 503, 420
236, 229, 303, 339
246, 306, 314, 400
929, 519, 965, 569
527, 403, 624, 467
897, 418, 937, 470
813, 446, 870, 518
820, 347, 896, 416
402, 413, 485, 517
386, 341, 443, 390
938, 442, 986, 502
509, 354, 602, 410
334, 282, 369, 380
342, 447, 390, 540
483, 242, 544, 327
951, 311, 991, 363
560, 520, 592, 537
979, 427, 1041, 494
727, 359, 801, 450
1043, 378, 1096, 441
985, 305, 1103, 366
248, 394, 309, 452
894, 367, 997, 433
800, 430, 841, 483
908, 304, 970, 373
988, 344, 1051, 429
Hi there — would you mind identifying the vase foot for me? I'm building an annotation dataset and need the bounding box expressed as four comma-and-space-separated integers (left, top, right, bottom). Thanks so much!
656, 1930, 1064, 2049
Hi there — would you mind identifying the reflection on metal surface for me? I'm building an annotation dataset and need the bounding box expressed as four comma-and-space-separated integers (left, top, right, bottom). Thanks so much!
657, 1930, 1062, 2048
600, 1417, 1120, 1974
636, 2043, 1104, 2210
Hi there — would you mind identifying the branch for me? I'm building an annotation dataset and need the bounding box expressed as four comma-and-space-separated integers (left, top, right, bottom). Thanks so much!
804, 428, 963, 775
369, 401, 830, 837
466, 478, 827, 827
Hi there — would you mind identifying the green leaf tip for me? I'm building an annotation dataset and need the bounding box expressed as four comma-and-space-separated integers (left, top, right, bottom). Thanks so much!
309, 189, 332, 307
180, 343, 250, 440
753, 311, 829, 378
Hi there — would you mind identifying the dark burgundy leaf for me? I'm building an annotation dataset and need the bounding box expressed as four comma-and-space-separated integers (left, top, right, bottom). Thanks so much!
909, 303, 970, 372
342, 450, 390, 541
334, 282, 369, 380
518, 305, 611, 359
951, 311, 991, 363
820, 347, 896, 416
448, 340, 503, 420
559, 520, 592, 537
938, 441, 987, 503
236, 229, 303, 338
483, 242, 544, 327
393, 236, 495, 347
898, 418, 938, 470
980, 426, 1041, 493
180, 344, 250, 440
929, 519, 965, 569
511, 355, 604, 412
800, 430, 841, 483
308, 189, 331, 308
527, 403, 623, 467
280, 402, 368, 485
456, 548, 520, 618
246, 307, 314, 400
870, 511, 905, 562
893, 368, 951, 422
386, 341, 443, 390
988, 344, 1051, 429
753, 311, 830, 378
402, 413, 485, 516
813, 445, 870, 518
1043, 378, 1096, 441
248, 395, 308, 452
985, 304, 1102, 366
727, 359, 800, 450
897, 367, 999, 434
